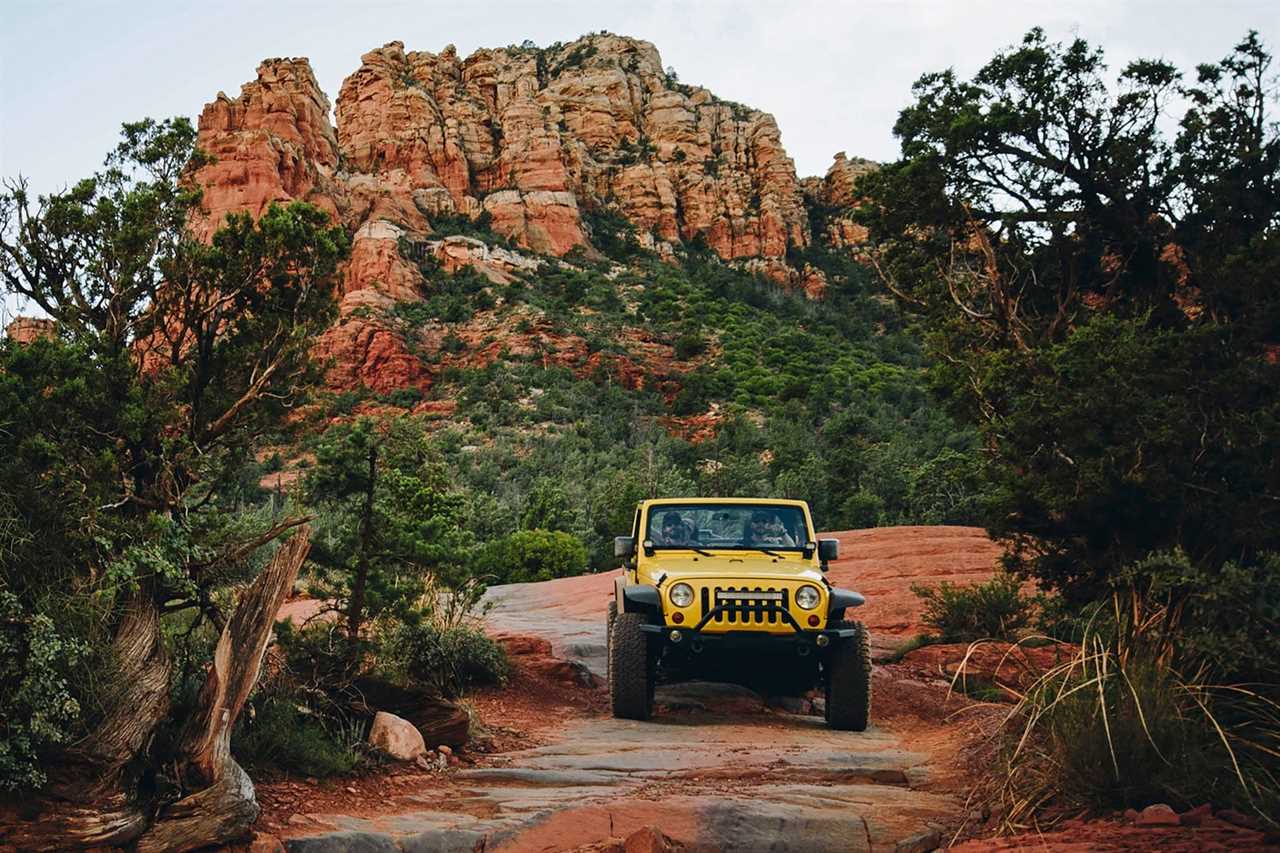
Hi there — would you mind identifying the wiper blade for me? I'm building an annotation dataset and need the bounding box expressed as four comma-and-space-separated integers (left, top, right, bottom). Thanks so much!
758, 548, 784, 558
690, 547, 715, 557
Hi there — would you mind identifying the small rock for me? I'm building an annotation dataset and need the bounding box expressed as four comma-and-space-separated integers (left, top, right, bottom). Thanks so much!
345, 785, 358, 794
623, 826, 678, 853
1180, 803, 1213, 826
368, 710, 427, 761
1124, 808, 1140, 821
438, 744, 453, 756
1136, 804, 1180, 826
286, 813, 311, 826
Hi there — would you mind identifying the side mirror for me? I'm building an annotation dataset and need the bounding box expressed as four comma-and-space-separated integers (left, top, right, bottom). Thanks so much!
818, 539, 840, 562
614, 536, 636, 558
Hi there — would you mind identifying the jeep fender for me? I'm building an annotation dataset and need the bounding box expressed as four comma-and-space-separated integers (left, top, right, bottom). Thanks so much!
828, 587, 865, 618
614, 577, 661, 616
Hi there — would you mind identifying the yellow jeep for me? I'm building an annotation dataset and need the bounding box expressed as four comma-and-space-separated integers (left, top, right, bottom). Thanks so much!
608, 498, 871, 730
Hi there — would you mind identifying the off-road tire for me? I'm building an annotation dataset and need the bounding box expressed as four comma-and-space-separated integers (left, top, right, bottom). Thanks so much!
609, 610, 653, 720
606, 600, 617, 658
825, 620, 872, 731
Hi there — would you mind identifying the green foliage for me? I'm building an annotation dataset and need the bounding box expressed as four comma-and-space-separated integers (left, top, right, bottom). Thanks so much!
232, 692, 364, 778
583, 207, 643, 260
381, 622, 508, 698
673, 332, 707, 360
0, 119, 348, 795
424, 210, 501, 243
551, 42, 598, 75
382, 387, 424, 409
912, 574, 1035, 642
304, 417, 474, 664
0, 591, 88, 791
472, 529, 588, 584
1118, 549, 1280, 685
857, 29, 1280, 601
520, 480, 577, 532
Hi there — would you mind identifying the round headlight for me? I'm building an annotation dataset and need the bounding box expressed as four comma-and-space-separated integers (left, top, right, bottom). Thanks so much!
669, 583, 695, 608
796, 585, 821, 610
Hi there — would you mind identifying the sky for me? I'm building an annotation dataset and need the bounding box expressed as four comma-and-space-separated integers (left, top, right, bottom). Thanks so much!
1, 0, 1277, 322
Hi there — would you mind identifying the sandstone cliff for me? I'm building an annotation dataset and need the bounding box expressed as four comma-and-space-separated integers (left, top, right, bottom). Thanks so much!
191, 32, 874, 400
196, 33, 823, 265
801, 151, 878, 249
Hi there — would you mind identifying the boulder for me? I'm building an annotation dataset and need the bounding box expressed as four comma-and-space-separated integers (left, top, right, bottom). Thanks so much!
348, 676, 471, 749
368, 710, 426, 761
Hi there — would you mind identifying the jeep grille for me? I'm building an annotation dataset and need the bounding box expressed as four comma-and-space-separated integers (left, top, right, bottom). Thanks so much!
703, 586, 790, 625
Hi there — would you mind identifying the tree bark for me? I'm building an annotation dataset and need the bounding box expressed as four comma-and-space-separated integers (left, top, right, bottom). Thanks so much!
2, 529, 312, 851
136, 528, 310, 852
1, 594, 170, 849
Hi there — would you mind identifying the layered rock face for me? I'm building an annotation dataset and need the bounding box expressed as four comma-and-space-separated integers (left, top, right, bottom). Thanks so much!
196, 33, 815, 265
4, 317, 56, 344
191, 33, 871, 397
193, 59, 344, 241
801, 151, 878, 249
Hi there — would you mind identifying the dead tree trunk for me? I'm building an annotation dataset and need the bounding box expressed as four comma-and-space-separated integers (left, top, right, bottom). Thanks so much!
136, 528, 310, 852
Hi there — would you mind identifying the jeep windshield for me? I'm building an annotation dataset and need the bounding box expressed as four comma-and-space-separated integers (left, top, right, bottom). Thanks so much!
646, 504, 809, 552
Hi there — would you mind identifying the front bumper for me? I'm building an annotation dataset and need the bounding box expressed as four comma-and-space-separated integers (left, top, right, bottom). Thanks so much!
639, 621, 858, 652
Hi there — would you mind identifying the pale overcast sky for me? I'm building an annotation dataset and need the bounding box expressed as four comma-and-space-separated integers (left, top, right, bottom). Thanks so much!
3, 0, 1276, 192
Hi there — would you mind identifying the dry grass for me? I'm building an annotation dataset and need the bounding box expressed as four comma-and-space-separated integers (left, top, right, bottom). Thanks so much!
959, 590, 1280, 833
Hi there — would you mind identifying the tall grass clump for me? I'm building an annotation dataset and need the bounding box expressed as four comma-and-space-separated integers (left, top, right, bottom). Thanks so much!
988, 589, 1280, 829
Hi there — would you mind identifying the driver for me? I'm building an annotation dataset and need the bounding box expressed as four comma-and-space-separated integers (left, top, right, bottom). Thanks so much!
656, 514, 694, 546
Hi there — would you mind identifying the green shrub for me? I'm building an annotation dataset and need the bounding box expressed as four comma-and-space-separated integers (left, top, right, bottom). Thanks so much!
674, 332, 707, 360
330, 389, 364, 415
1119, 549, 1280, 685
382, 622, 508, 698
472, 529, 589, 585
0, 591, 88, 791
912, 574, 1034, 642
232, 693, 364, 778
383, 387, 424, 409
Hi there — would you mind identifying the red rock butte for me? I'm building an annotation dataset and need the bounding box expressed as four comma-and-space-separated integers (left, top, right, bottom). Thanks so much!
192, 33, 874, 396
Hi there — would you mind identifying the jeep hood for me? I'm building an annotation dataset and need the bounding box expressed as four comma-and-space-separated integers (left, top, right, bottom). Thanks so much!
646, 552, 823, 583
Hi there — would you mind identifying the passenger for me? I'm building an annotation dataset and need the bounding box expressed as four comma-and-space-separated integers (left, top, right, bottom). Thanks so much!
746, 510, 796, 547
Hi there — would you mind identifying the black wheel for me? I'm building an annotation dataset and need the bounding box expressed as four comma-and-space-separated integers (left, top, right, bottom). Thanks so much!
609, 610, 653, 720
825, 620, 871, 731
606, 600, 617, 658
